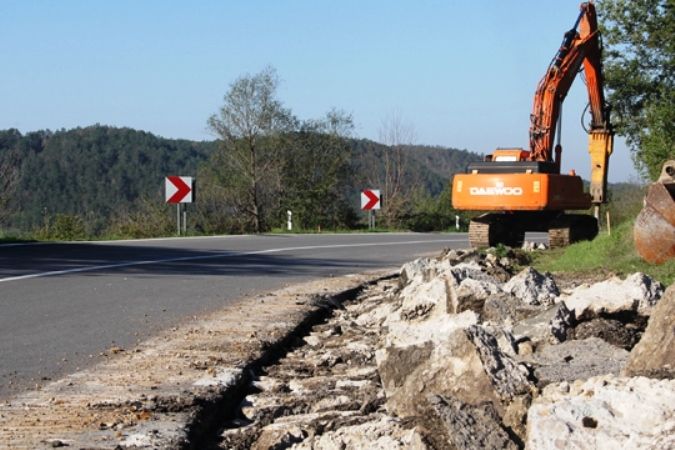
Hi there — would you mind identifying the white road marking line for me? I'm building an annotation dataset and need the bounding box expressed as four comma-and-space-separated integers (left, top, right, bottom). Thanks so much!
0, 238, 468, 283
0, 231, 436, 247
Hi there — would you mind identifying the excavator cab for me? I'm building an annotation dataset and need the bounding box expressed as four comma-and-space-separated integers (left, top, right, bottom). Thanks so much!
486, 149, 531, 162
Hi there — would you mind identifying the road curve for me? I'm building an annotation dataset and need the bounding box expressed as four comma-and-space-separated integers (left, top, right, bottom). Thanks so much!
0, 232, 470, 399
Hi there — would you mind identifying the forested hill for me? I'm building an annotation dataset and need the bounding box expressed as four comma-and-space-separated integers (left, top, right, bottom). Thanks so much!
349, 139, 481, 196
1, 126, 216, 232
0, 125, 480, 234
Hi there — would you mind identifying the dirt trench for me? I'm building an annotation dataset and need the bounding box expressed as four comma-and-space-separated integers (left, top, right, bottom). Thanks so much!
215, 279, 415, 450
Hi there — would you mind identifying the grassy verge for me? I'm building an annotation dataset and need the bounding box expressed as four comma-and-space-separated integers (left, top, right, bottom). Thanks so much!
531, 219, 674, 286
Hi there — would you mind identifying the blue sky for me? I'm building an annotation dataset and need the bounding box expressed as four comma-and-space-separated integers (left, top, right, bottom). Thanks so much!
0, 0, 638, 182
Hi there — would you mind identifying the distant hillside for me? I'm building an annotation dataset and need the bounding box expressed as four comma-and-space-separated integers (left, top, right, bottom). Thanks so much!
0, 125, 480, 234
348, 140, 480, 197
1, 126, 215, 233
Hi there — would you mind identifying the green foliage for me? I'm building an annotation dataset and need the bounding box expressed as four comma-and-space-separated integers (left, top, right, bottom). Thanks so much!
532, 220, 674, 286
1, 125, 214, 234
401, 185, 469, 232
279, 111, 357, 231
598, 0, 675, 180
605, 182, 645, 226
207, 66, 296, 232
348, 140, 479, 203
105, 197, 175, 238
0, 123, 476, 239
37, 214, 87, 241
491, 244, 512, 259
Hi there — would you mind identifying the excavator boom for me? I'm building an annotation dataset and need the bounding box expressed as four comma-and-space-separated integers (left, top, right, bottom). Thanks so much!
528, 2, 613, 204
452, 2, 613, 248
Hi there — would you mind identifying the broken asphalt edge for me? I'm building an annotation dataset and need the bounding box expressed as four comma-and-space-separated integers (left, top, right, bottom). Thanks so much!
182, 272, 397, 450
0, 270, 398, 450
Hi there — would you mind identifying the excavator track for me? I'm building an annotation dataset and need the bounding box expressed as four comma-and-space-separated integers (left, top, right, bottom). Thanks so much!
468, 218, 491, 248
469, 212, 598, 249
548, 214, 598, 248
468, 213, 526, 248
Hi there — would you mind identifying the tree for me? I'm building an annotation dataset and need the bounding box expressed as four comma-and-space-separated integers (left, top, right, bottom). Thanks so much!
371, 111, 417, 227
598, 0, 674, 180
281, 109, 355, 230
207, 66, 296, 232
0, 131, 22, 227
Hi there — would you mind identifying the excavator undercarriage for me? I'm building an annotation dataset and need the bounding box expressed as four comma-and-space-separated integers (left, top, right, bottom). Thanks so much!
468, 212, 598, 248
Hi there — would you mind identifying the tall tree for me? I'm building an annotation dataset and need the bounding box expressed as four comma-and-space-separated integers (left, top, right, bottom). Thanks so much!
598, 0, 674, 180
281, 109, 355, 230
207, 66, 296, 232
371, 111, 417, 227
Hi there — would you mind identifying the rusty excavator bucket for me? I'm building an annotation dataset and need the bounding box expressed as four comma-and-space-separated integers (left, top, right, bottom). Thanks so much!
634, 160, 675, 264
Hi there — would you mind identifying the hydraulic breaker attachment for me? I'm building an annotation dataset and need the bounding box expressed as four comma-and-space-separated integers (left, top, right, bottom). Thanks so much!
588, 130, 613, 204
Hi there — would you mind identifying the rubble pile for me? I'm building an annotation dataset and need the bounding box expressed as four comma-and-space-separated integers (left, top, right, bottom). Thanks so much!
219, 248, 674, 449
219, 279, 429, 449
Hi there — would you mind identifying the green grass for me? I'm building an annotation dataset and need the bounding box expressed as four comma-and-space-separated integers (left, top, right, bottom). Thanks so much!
532, 219, 675, 286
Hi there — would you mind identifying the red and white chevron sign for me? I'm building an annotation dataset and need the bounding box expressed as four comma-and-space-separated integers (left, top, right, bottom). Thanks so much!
165, 176, 193, 204
361, 189, 381, 210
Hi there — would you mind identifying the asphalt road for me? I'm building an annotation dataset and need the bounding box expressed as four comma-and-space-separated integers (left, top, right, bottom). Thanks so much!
0, 232, 473, 399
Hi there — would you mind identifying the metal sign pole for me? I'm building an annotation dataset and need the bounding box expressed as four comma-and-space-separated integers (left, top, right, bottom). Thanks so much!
183, 203, 187, 235
176, 204, 180, 236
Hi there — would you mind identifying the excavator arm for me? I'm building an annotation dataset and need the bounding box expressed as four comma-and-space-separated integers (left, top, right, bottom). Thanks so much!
452, 2, 616, 249
528, 2, 613, 204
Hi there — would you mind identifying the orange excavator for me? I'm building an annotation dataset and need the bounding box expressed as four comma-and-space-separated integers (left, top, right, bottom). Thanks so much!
452, 2, 614, 248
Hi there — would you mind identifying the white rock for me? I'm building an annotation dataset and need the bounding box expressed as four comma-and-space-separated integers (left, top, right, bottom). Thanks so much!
561, 272, 663, 319
400, 258, 439, 285
251, 376, 283, 392
449, 277, 503, 314
526, 375, 675, 449
522, 241, 537, 251
303, 335, 321, 347
512, 302, 573, 345
503, 267, 559, 306
335, 379, 371, 389
382, 310, 479, 348
397, 277, 449, 320
310, 395, 354, 412
355, 301, 396, 328
192, 368, 241, 387
291, 416, 429, 450
443, 261, 500, 285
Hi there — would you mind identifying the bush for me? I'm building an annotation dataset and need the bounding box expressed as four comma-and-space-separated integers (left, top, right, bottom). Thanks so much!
36, 214, 87, 240
105, 199, 174, 238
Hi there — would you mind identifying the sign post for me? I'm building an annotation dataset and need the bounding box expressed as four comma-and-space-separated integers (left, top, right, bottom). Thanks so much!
165, 176, 194, 236
360, 189, 381, 230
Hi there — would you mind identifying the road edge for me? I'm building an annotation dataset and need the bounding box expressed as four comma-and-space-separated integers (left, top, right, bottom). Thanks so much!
0, 270, 397, 449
